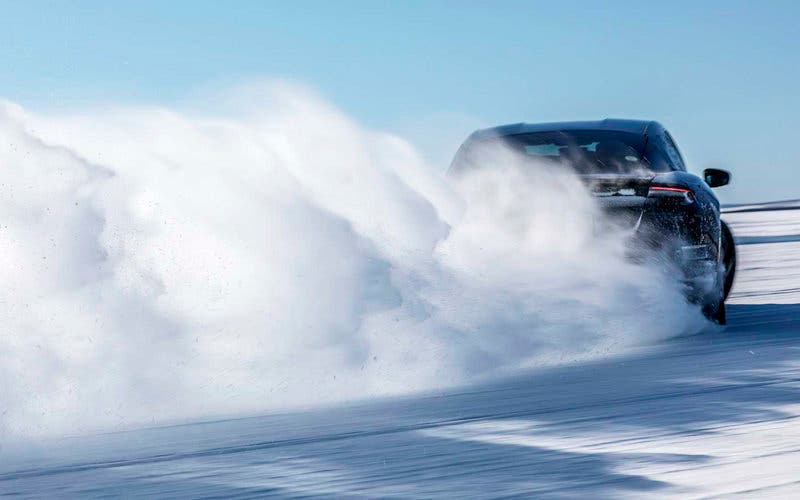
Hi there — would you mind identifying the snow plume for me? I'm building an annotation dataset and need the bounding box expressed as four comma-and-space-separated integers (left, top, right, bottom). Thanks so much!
0, 83, 700, 437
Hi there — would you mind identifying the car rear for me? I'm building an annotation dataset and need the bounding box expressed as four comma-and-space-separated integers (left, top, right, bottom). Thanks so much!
449, 122, 726, 319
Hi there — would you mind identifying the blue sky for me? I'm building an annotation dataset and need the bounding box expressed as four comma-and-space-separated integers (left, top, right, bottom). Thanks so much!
2, 0, 798, 203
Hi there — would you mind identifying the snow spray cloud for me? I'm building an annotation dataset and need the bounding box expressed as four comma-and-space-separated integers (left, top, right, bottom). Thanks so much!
0, 82, 701, 437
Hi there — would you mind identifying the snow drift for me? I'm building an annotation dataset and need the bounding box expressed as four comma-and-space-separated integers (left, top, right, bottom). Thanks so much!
0, 82, 700, 437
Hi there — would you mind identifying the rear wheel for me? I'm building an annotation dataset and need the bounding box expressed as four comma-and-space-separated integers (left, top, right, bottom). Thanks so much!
704, 299, 726, 325
721, 221, 736, 300
704, 220, 734, 325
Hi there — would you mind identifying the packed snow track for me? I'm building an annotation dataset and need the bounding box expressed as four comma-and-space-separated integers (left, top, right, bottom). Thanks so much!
2, 204, 800, 498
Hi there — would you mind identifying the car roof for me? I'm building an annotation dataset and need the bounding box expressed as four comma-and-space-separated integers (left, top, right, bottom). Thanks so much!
469, 118, 662, 140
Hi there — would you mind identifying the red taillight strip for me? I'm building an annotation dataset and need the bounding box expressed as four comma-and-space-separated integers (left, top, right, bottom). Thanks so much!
649, 186, 692, 193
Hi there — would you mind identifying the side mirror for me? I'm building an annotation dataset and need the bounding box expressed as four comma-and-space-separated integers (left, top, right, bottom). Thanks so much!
703, 168, 730, 188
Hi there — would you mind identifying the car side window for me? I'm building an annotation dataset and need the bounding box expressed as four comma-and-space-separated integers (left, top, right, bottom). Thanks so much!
663, 132, 686, 171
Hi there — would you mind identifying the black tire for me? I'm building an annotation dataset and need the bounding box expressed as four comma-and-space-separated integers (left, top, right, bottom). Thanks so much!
702, 298, 727, 325
712, 300, 726, 325
721, 220, 736, 300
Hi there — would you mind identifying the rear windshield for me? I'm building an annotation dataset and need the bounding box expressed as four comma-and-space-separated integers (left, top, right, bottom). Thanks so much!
451, 130, 668, 175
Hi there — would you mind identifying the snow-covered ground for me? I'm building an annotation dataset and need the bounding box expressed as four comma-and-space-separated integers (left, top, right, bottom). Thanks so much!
1, 206, 799, 498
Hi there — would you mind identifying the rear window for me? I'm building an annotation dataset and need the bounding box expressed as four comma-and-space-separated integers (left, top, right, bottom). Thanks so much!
451, 130, 670, 175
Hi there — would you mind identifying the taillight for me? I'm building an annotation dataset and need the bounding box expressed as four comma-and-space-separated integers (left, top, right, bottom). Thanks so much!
648, 185, 694, 203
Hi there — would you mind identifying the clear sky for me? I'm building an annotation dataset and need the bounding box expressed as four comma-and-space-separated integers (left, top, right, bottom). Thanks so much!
2, 0, 798, 203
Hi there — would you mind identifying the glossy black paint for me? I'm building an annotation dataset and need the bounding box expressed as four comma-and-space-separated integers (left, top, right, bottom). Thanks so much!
641, 169, 721, 252
703, 168, 731, 188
